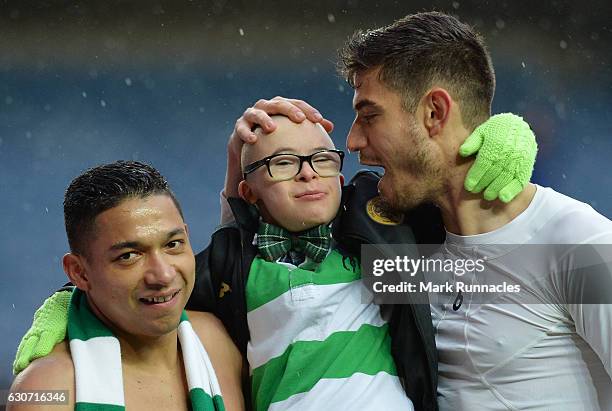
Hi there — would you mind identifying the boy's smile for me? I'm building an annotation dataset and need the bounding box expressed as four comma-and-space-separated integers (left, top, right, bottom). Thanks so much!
295, 190, 327, 201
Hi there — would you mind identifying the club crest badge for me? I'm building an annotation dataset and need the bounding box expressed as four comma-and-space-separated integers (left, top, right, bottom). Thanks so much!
366, 196, 404, 225
219, 282, 231, 298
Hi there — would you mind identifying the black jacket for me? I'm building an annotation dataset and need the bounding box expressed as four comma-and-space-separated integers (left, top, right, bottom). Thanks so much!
187, 170, 445, 411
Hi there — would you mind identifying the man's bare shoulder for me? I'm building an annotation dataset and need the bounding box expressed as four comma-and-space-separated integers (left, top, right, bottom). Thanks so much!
186, 310, 245, 411
12, 341, 74, 389
185, 310, 241, 365
187, 311, 230, 340
8, 342, 75, 410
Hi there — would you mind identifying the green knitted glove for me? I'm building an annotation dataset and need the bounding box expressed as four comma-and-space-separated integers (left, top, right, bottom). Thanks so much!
13, 289, 72, 375
460, 113, 538, 203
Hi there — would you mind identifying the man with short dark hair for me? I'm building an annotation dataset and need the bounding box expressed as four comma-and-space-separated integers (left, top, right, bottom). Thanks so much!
339, 12, 494, 132
337, 12, 516, 211
9, 161, 243, 411
230, 11, 612, 411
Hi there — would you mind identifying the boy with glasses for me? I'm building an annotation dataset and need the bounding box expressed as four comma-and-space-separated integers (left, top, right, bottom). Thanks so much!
198, 115, 416, 410
185, 113, 536, 410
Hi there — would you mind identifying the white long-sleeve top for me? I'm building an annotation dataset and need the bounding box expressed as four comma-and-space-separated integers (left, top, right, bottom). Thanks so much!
431, 185, 612, 410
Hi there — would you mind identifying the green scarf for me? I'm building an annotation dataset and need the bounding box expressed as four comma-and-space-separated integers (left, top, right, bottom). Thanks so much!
67, 289, 225, 411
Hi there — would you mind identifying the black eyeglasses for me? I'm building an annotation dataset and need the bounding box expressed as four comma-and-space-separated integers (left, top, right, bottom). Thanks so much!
243, 149, 345, 181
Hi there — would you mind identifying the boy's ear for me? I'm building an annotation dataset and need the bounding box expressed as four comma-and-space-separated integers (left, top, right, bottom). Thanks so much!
339, 174, 345, 186
238, 180, 259, 204
63, 253, 90, 291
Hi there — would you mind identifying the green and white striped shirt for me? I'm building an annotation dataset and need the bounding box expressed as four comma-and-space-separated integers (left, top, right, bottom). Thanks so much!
246, 249, 413, 411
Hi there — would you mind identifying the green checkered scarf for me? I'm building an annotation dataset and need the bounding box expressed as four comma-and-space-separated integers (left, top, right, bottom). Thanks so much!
257, 222, 331, 263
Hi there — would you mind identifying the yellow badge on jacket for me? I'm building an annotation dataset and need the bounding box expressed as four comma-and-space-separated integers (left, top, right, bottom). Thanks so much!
366, 196, 404, 225
219, 282, 231, 298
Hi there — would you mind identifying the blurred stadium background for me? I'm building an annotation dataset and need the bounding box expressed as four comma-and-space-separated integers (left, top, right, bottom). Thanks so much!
1, 0, 611, 393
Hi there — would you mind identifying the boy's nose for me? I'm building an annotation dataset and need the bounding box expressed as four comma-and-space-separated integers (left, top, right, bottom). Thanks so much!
296, 160, 318, 181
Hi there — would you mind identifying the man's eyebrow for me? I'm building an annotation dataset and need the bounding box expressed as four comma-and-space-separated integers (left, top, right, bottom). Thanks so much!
109, 227, 186, 251
354, 99, 378, 111
166, 227, 187, 239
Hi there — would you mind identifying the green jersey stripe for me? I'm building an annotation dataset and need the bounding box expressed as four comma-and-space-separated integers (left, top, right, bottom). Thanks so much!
251, 323, 396, 410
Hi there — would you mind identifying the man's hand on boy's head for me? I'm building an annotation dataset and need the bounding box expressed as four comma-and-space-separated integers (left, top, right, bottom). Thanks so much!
233, 96, 334, 144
